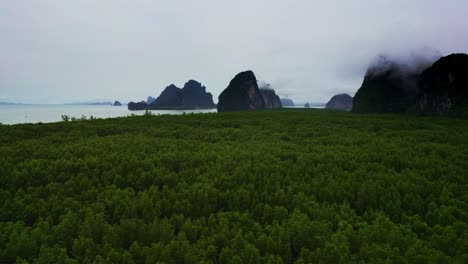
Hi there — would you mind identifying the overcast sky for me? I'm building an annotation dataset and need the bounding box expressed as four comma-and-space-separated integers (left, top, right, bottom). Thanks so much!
1, 0, 468, 104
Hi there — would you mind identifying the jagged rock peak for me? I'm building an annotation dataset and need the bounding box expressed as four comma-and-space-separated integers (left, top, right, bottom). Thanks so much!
217, 70, 265, 112
146, 96, 156, 105
259, 85, 282, 109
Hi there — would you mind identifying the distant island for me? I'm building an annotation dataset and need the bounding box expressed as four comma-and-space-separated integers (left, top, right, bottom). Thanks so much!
128, 80, 215, 111
280, 98, 295, 107
87, 102, 113, 105
65, 102, 114, 106
217, 70, 283, 112
326, 94, 353, 111
0, 102, 24, 105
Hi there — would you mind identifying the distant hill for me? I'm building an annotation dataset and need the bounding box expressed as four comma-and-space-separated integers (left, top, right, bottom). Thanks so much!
326, 94, 353, 110
295, 102, 326, 107
280, 98, 295, 106
0, 102, 24, 105
88, 102, 113, 105
66, 102, 113, 106
128, 101, 147, 111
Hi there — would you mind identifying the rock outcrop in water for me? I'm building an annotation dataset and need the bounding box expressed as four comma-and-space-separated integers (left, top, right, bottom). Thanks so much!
418, 53, 468, 116
326, 94, 353, 110
217, 71, 265, 112
113, 101, 122, 106
259, 84, 282, 109
150, 84, 184, 108
128, 101, 147, 111
280, 98, 295, 107
149, 81, 214, 109
181, 80, 215, 108
129, 80, 215, 110
304, 103, 310, 108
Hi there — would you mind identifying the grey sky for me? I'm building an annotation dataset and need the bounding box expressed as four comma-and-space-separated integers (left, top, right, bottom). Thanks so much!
1, 0, 468, 104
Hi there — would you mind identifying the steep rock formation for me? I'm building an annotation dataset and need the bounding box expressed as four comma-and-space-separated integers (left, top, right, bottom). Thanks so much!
150, 84, 184, 108
418, 53, 468, 116
326, 94, 353, 110
181, 80, 215, 108
280, 98, 295, 107
113, 101, 122, 106
352, 56, 430, 113
217, 71, 265, 112
147, 81, 214, 109
146, 96, 156, 105
128, 101, 147, 111
259, 84, 282, 109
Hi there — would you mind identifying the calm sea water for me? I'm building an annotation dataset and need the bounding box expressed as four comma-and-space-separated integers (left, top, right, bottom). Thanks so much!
0, 105, 217, 125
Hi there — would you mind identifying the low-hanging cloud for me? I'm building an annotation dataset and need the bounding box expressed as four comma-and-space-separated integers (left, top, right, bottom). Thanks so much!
363, 48, 443, 96
1, 0, 468, 103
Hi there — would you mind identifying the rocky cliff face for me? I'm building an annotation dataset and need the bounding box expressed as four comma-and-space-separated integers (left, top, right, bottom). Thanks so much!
326, 94, 353, 110
181, 80, 215, 108
146, 96, 156, 105
352, 53, 468, 117
352, 56, 429, 113
150, 84, 184, 108
217, 71, 265, 112
259, 85, 282, 109
418, 54, 468, 116
147, 81, 214, 109
280, 98, 295, 107
128, 101, 147, 111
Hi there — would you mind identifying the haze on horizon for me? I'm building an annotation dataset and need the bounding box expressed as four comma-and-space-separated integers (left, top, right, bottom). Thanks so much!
1, 0, 468, 104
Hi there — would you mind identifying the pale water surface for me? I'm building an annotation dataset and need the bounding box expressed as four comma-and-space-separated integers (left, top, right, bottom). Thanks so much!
0, 105, 216, 125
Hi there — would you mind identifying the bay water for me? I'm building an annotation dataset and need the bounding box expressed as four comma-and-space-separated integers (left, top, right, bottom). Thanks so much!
0, 105, 216, 125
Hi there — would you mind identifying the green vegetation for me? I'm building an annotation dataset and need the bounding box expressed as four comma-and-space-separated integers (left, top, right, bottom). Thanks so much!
0, 109, 467, 263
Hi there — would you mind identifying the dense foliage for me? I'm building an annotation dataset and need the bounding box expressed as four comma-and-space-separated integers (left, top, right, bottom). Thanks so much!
0, 109, 467, 263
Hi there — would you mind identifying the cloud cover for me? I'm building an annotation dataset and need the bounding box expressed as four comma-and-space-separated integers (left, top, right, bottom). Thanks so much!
1, 0, 468, 103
